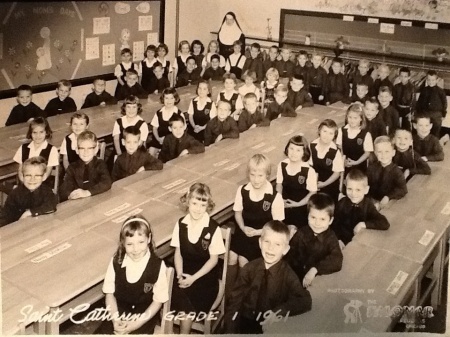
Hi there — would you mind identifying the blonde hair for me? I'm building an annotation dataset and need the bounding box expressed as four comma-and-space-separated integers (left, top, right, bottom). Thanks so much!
248, 154, 271, 177
265, 67, 279, 81
180, 182, 215, 213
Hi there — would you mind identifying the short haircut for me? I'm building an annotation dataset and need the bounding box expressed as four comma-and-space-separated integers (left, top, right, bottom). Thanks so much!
144, 44, 157, 58
93, 78, 106, 84
318, 118, 338, 136
168, 113, 185, 126
70, 112, 89, 126
332, 57, 343, 65
307, 193, 335, 218
269, 45, 279, 52
378, 63, 389, 72
27, 117, 52, 140
374, 135, 394, 148
160, 87, 180, 104
196, 79, 212, 97
346, 168, 368, 186
394, 128, 412, 138
250, 42, 261, 51
223, 72, 237, 83
217, 100, 231, 110
77, 130, 97, 144
378, 85, 392, 95
123, 125, 141, 139
359, 59, 370, 67
22, 156, 47, 174
261, 220, 290, 241
126, 69, 139, 77
210, 54, 220, 62
248, 153, 271, 176
121, 48, 132, 55
17, 84, 32, 95
178, 40, 190, 51
190, 39, 205, 54
152, 61, 163, 71
265, 67, 279, 80
243, 92, 258, 103
280, 47, 291, 53
365, 97, 380, 109
180, 182, 215, 213
291, 74, 305, 82
414, 114, 431, 123
185, 56, 196, 64
311, 53, 323, 60
232, 40, 242, 47
427, 69, 437, 77
399, 67, 410, 76
284, 134, 311, 161
275, 84, 288, 94
121, 95, 143, 115
297, 50, 308, 57
356, 82, 368, 89
58, 79, 72, 89
157, 43, 169, 54
242, 70, 256, 82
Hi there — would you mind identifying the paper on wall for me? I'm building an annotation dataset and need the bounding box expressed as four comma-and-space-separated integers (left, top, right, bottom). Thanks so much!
133, 41, 145, 61
380, 23, 395, 34
138, 15, 152, 31
93, 17, 110, 35
147, 32, 159, 46
102, 43, 115, 66
85, 37, 99, 60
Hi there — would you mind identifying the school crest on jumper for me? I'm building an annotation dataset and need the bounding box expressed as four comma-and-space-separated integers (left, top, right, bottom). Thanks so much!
298, 176, 305, 184
231, 99, 236, 106
143, 283, 153, 293
326, 158, 333, 166
357, 138, 363, 145
201, 233, 211, 250
263, 201, 271, 211
204, 109, 210, 115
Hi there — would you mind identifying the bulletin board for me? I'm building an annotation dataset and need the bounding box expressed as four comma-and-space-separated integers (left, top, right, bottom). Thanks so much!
0, 1, 163, 92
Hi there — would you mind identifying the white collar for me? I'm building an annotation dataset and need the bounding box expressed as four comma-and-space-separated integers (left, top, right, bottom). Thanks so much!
311, 138, 338, 150
194, 96, 212, 102
28, 140, 49, 150
121, 249, 150, 268
219, 22, 243, 45
243, 180, 273, 194
182, 212, 210, 229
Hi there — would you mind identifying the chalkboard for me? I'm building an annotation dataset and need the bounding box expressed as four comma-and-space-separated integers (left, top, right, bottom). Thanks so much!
0, 1, 163, 91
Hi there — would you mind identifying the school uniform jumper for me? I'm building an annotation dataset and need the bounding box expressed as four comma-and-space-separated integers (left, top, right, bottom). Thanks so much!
114, 62, 137, 98
112, 150, 163, 182
81, 91, 117, 109
140, 58, 157, 93
159, 132, 205, 163
337, 126, 373, 173
44, 97, 77, 117
261, 80, 279, 108
333, 196, 390, 244
324, 72, 350, 104
149, 107, 183, 149
217, 91, 243, 113
393, 81, 415, 129
413, 134, 444, 162
237, 108, 265, 132
287, 88, 314, 110
204, 116, 239, 146
275, 60, 295, 80
260, 100, 296, 126
60, 133, 79, 165
187, 98, 216, 142
366, 162, 407, 202
286, 226, 343, 280
393, 149, 431, 175
5, 103, 45, 126
113, 116, 148, 154
226, 53, 246, 79
307, 66, 327, 104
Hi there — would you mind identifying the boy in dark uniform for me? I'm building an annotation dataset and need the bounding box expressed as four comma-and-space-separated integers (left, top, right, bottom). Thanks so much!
204, 101, 239, 146
294, 50, 310, 89
116, 70, 148, 100
81, 78, 117, 109
413, 114, 444, 162
238, 93, 266, 132
364, 98, 387, 141
216, 73, 244, 119
44, 79, 77, 117
393, 129, 431, 178
241, 43, 264, 83
333, 169, 390, 246
202, 54, 226, 81
275, 48, 295, 84
5, 85, 45, 126
260, 85, 296, 126
287, 74, 314, 111
148, 62, 170, 94
175, 56, 202, 88
377, 86, 400, 135
263, 46, 279, 75
351, 59, 373, 99
307, 54, 327, 105
351, 83, 370, 104
114, 48, 137, 98
373, 64, 393, 98
393, 67, 415, 130
324, 58, 350, 105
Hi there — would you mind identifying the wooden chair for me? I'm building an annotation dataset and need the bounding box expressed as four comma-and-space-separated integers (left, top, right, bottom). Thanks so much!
50, 164, 60, 195
97, 141, 106, 160
154, 266, 175, 334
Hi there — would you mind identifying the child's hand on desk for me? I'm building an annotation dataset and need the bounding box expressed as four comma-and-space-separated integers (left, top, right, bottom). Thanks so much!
353, 222, 366, 234
421, 156, 428, 162
345, 158, 356, 167
179, 149, 189, 157
250, 123, 257, 129
319, 95, 324, 101
100, 101, 106, 106
137, 166, 145, 173
380, 196, 389, 208
295, 105, 303, 112
404, 169, 410, 179
338, 240, 345, 250
215, 134, 223, 143
69, 189, 91, 199
20, 210, 32, 219
179, 273, 195, 288
325, 102, 330, 106
303, 267, 318, 288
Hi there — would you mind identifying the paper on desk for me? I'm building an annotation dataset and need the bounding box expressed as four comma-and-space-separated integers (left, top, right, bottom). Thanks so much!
25, 239, 52, 254
440, 202, 450, 215
104, 202, 131, 216
251, 142, 265, 149
224, 163, 241, 171
112, 208, 143, 223
418, 230, 435, 246
31, 242, 72, 263
163, 179, 186, 190
213, 159, 230, 167
262, 146, 276, 153
386, 270, 409, 295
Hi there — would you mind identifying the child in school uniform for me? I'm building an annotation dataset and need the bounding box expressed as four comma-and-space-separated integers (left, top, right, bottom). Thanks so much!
190, 39, 205, 70
159, 114, 205, 163
262, 45, 279, 75
5, 85, 45, 126
0, 156, 57, 227
60, 112, 89, 170
139, 44, 158, 94
261, 67, 280, 111
116, 69, 148, 100
238, 70, 261, 102
175, 56, 202, 88
333, 169, 390, 246
276, 135, 317, 229
417, 70, 447, 137
59, 131, 112, 201
413, 114, 444, 162
111, 126, 162, 182
286, 193, 343, 286
81, 78, 117, 109
229, 154, 285, 268
202, 40, 226, 69
156, 43, 171, 80
147, 62, 170, 94
170, 183, 225, 334
238, 92, 265, 133
287, 74, 314, 111
13, 117, 59, 183
378, 86, 400, 135
202, 54, 226, 81
351, 83, 370, 104
307, 53, 327, 104
260, 84, 296, 126
294, 50, 310, 88
351, 59, 373, 99
324, 58, 350, 105
113, 95, 149, 156
96, 216, 169, 334
187, 80, 217, 143
393, 129, 431, 178
225, 220, 312, 334
241, 43, 264, 83
336, 102, 373, 174
148, 88, 183, 157
393, 67, 415, 130
44, 79, 77, 117
225, 40, 247, 79
364, 98, 387, 141
114, 48, 137, 98
173, 40, 192, 87
204, 100, 239, 146
216, 73, 244, 120
309, 119, 345, 203
275, 48, 295, 84
373, 64, 393, 97
367, 136, 408, 210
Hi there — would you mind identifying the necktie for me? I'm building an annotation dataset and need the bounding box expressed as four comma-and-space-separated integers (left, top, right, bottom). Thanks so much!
82, 164, 89, 189
256, 269, 270, 317
175, 139, 181, 156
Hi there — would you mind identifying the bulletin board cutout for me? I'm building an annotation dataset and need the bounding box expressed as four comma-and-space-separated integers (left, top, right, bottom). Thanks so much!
0, 1, 163, 91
